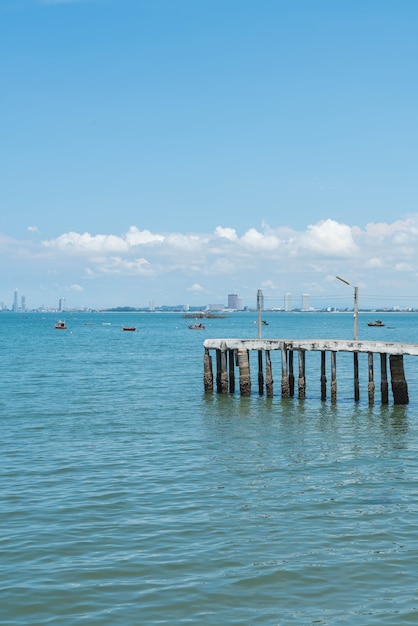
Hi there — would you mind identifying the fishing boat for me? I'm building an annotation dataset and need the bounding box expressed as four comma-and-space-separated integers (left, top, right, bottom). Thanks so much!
55, 320, 67, 329
188, 322, 205, 330
367, 320, 385, 327
122, 326, 136, 331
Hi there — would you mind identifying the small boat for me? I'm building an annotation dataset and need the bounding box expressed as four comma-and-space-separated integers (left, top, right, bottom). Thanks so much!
55, 320, 67, 329
368, 320, 385, 327
188, 322, 205, 330
122, 326, 136, 331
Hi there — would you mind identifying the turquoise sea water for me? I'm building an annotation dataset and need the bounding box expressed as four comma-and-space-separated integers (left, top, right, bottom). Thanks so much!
2, 311, 418, 625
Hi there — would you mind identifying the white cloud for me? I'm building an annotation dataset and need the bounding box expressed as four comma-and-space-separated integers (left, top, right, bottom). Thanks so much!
43, 232, 129, 254
298, 219, 357, 257
395, 263, 413, 272
7, 215, 418, 308
214, 226, 238, 241
93, 256, 152, 275
240, 228, 279, 251
165, 233, 207, 251
125, 226, 165, 246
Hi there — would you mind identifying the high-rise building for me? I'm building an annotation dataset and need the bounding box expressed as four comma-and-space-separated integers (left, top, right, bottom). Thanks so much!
59, 297, 66, 312
21, 295, 26, 312
302, 294, 310, 311
284, 293, 292, 312
228, 293, 243, 310
13, 289, 18, 312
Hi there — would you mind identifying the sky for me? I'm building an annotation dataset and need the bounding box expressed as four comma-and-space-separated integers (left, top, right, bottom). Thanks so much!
1, 0, 418, 310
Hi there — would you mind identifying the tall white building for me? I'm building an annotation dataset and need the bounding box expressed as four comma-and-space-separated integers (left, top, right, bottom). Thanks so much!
59, 297, 66, 312
228, 293, 243, 310
302, 294, 310, 311
284, 293, 292, 312
13, 289, 18, 312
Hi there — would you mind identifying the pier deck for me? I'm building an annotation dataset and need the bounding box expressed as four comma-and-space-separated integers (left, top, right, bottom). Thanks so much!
203, 338, 417, 404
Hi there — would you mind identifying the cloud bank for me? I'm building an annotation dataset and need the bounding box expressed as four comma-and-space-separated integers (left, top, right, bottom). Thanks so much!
2, 217, 418, 308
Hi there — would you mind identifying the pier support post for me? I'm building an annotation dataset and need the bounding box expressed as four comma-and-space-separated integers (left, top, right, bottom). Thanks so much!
380, 353, 389, 404
331, 351, 337, 403
390, 355, 409, 404
216, 347, 229, 394
368, 352, 375, 406
281, 349, 290, 398
238, 349, 251, 397
265, 350, 273, 397
321, 351, 327, 401
203, 349, 213, 393
289, 350, 295, 397
258, 350, 264, 395
228, 349, 235, 394
354, 352, 360, 401
298, 350, 306, 399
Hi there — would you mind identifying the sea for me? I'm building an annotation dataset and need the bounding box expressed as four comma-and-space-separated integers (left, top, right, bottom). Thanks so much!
2, 310, 418, 625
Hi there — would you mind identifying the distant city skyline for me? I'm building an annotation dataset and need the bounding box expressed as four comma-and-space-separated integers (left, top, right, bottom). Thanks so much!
2, 287, 417, 314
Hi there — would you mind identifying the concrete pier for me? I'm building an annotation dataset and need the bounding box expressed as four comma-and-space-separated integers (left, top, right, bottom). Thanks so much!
203, 338, 415, 404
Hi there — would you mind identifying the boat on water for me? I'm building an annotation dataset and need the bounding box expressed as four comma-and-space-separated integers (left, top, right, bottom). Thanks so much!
55, 320, 67, 329
368, 320, 385, 327
188, 322, 205, 330
122, 326, 136, 331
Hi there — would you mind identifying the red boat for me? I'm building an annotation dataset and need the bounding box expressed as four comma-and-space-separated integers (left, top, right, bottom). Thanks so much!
55, 320, 67, 329
122, 326, 136, 331
367, 320, 385, 327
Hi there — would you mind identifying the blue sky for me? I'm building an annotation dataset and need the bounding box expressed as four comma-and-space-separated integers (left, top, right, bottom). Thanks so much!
2, 0, 418, 310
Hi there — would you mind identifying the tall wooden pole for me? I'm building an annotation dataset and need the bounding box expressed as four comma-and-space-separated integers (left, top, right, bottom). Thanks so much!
257, 289, 262, 339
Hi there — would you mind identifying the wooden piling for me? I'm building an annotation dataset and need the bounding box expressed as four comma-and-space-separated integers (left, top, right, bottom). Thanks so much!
281, 349, 290, 397
237, 349, 251, 396
368, 352, 375, 406
265, 350, 273, 397
331, 351, 337, 403
288, 350, 295, 397
298, 349, 306, 399
390, 354, 409, 404
380, 353, 388, 404
203, 349, 213, 393
216, 348, 228, 394
258, 350, 264, 395
354, 352, 360, 401
228, 349, 235, 394
321, 351, 327, 400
